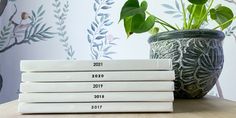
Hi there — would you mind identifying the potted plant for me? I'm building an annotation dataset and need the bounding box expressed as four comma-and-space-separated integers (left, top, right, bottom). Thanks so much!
119, 0, 236, 98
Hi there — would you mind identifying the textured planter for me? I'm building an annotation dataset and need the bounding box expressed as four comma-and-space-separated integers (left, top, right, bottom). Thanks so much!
149, 29, 225, 98
0, 75, 2, 92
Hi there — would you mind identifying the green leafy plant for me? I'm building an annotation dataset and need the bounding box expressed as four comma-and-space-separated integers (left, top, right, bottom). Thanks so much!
120, 0, 236, 37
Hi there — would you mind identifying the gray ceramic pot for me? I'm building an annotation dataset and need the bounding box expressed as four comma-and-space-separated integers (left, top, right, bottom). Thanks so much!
0, 74, 2, 92
149, 29, 225, 98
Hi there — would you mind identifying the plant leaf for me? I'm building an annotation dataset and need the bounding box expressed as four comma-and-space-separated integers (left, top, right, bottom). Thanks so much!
188, 0, 208, 5
120, 8, 145, 22
119, 0, 145, 21
210, 5, 234, 30
149, 27, 159, 35
120, 0, 155, 37
131, 13, 145, 33
210, 9, 217, 19
140, 1, 148, 11
131, 14, 156, 33
124, 16, 133, 37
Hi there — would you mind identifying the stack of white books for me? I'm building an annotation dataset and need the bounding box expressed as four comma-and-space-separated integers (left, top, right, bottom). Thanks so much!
18, 59, 175, 113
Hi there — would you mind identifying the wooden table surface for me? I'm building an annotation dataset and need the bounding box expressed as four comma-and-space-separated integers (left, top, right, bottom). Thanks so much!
0, 96, 236, 118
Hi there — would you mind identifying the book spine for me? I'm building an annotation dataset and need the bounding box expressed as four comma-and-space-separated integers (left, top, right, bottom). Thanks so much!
20, 59, 172, 72
20, 82, 174, 92
18, 102, 173, 113
21, 71, 175, 82
19, 92, 174, 102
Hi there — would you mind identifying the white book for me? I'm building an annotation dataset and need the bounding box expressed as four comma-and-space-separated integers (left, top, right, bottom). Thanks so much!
21, 71, 175, 82
18, 102, 173, 113
20, 82, 174, 92
20, 59, 172, 72
19, 92, 174, 102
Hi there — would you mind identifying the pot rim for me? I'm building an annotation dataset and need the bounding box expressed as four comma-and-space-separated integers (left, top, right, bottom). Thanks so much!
148, 29, 225, 43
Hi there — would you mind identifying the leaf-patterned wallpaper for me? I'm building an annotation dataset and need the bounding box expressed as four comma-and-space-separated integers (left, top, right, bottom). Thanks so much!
87, 0, 118, 60
0, 0, 236, 103
53, 0, 76, 60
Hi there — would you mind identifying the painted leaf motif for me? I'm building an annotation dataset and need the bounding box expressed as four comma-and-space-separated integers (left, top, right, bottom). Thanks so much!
0, 0, 7, 16
53, 0, 75, 60
162, 0, 183, 18
162, 4, 175, 9
101, 6, 111, 9
0, 23, 11, 50
88, 0, 117, 59
150, 37, 223, 98
183, 39, 223, 96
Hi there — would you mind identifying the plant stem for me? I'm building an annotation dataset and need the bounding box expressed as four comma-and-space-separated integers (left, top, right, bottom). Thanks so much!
181, 0, 187, 29
162, 24, 170, 31
155, 20, 170, 31
146, 11, 177, 30
195, 5, 205, 29
197, 0, 214, 28
213, 16, 236, 30
146, 11, 153, 17
175, 24, 181, 30
187, 5, 197, 29
155, 17, 178, 30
